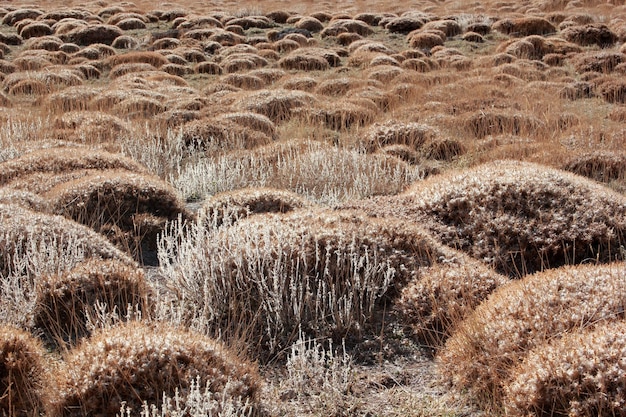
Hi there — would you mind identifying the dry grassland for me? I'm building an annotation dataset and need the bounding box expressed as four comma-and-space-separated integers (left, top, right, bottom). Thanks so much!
0, 0, 625, 416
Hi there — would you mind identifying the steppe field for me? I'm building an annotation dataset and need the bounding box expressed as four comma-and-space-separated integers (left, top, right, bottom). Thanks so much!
1, 0, 626, 415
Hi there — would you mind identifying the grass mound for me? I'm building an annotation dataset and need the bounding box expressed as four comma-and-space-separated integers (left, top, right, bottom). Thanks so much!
159, 208, 452, 359
33, 258, 151, 350
0, 148, 147, 186
0, 203, 133, 277
395, 253, 508, 347
0, 325, 48, 417
50, 321, 261, 417
45, 170, 190, 264
362, 121, 437, 152
342, 161, 626, 276
439, 262, 626, 409
563, 150, 626, 184
506, 320, 626, 417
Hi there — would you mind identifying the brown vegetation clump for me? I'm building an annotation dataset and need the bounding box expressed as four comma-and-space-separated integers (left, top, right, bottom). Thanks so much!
561, 24, 617, 47
395, 254, 509, 347
105, 51, 169, 68
407, 31, 445, 49
597, 77, 626, 104
294, 99, 375, 131
492, 17, 556, 37
61, 24, 123, 46
295, 16, 324, 32
363, 121, 438, 152
109, 62, 157, 78
422, 138, 466, 161
33, 258, 151, 349
180, 117, 273, 152
385, 16, 425, 34
505, 320, 626, 417
465, 110, 544, 138
343, 161, 626, 276
234, 88, 317, 122
439, 263, 626, 409
0, 203, 132, 277
20, 22, 52, 39
572, 51, 625, 74
563, 150, 626, 184
0, 188, 49, 212
214, 112, 277, 139
45, 170, 190, 263
321, 19, 374, 37
279, 75, 318, 91
0, 325, 49, 417
279, 47, 341, 71
200, 187, 313, 226
0, 148, 147, 186
50, 321, 261, 416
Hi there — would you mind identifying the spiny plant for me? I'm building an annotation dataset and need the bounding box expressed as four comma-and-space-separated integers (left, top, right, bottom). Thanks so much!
0, 325, 49, 417
33, 258, 152, 350
48, 321, 261, 417
439, 262, 626, 410
505, 320, 626, 417
342, 160, 626, 277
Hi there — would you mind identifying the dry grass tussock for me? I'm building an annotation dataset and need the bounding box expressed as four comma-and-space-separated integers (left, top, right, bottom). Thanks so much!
0, 147, 147, 186
342, 160, 626, 277
158, 208, 451, 359
180, 117, 274, 153
233, 88, 317, 122
362, 121, 438, 152
45, 170, 190, 264
439, 262, 626, 410
506, 319, 626, 417
0, 325, 49, 417
33, 258, 152, 350
0, 203, 132, 277
49, 321, 261, 417
563, 150, 626, 185
395, 254, 509, 348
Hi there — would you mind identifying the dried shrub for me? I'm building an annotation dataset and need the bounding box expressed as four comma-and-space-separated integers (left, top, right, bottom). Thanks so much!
385, 16, 425, 34
234, 88, 317, 122
422, 138, 466, 161
294, 100, 375, 131
492, 17, 556, 37
106, 51, 169, 68
465, 110, 544, 138
0, 326, 48, 417
395, 254, 508, 347
598, 77, 626, 103
279, 48, 340, 71
413, 161, 626, 275
422, 19, 462, 37
181, 117, 273, 152
0, 147, 147, 186
195, 61, 222, 74
222, 73, 265, 90
214, 112, 277, 139
50, 322, 261, 416
109, 62, 157, 78
34, 258, 151, 349
561, 24, 617, 47
200, 187, 313, 226
563, 150, 626, 183
280, 75, 318, 91
45, 86, 103, 112
3, 68, 83, 93
321, 19, 373, 37
407, 31, 445, 49
113, 95, 166, 118
462, 31, 484, 42
572, 51, 625, 74
0, 188, 49, 212
20, 22, 52, 39
440, 263, 626, 408
159, 209, 451, 358
61, 24, 123, 46
379, 144, 421, 165
363, 121, 437, 152
0, 203, 133, 278
46, 170, 190, 263
506, 320, 626, 417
